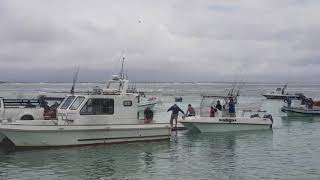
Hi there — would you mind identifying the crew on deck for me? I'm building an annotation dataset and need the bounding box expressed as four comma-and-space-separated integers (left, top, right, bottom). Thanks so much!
215, 100, 222, 111
228, 98, 236, 117
144, 107, 154, 124
210, 106, 217, 117
186, 104, 195, 117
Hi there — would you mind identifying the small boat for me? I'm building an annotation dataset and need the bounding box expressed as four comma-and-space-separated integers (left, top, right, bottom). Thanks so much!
281, 97, 320, 116
174, 97, 183, 102
179, 95, 273, 133
262, 84, 303, 100
0, 60, 170, 148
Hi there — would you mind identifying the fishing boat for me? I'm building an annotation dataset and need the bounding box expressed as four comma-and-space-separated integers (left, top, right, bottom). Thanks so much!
0, 60, 170, 148
179, 95, 273, 133
281, 98, 320, 116
262, 84, 303, 100
174, 96, 183, 102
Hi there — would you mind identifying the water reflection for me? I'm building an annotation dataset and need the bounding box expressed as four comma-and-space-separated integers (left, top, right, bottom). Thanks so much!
142, 152, 154, 168
281, 116, 320, 125
179, 130, 273, 178
0, 141, 170, 180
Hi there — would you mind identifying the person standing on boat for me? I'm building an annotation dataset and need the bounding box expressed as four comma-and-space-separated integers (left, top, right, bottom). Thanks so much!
284, 97, 292, 108
306, 98, 314, 109
186, 104, 195, 117
144, 107, 154, 124
167, 104, 185, 128
215, 100, 222, 111
210, 106, 217, 117
228, 98, 236, 117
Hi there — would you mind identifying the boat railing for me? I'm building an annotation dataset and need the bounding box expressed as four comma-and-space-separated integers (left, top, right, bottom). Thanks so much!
2, 99, 41, 108
241, 109, 267, 117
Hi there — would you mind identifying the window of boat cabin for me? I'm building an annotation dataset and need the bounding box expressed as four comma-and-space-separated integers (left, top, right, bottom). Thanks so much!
60, 96, 76, 109
123, 100, 132, 107
80, 98, 114, 115
108, 82, 119, 89
69, 96, 85, 110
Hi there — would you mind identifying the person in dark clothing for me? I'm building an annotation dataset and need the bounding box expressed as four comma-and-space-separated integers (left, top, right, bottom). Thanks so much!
167, 104, 185, 128
215, 100, 222, 111
186, 104, 195, 117
284, 97, 292, 108
144, 107, 154, 124
307, 98, 314, 109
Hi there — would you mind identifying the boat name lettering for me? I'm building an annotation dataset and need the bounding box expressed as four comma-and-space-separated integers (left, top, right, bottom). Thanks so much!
219, 118, 237, 123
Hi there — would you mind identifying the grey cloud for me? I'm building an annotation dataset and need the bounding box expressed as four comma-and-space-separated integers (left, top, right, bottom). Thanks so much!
0, 0, 320, 83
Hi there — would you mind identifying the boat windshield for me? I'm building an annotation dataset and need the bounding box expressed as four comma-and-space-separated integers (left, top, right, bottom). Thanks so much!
107, 81, 120, 90
60, 96, 76, 109
69, 96, 85, 110
200, 97, 222, 117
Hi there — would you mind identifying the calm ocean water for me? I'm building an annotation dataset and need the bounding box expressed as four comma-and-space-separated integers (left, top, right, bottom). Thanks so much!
0, 82, 320, 180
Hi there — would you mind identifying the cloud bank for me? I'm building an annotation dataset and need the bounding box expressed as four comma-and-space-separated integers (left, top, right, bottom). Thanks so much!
0, 0, 320, 82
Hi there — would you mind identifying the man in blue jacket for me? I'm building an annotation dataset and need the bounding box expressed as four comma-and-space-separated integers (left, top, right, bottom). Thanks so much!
167, 104, 185, 129
228, 98, 236, 117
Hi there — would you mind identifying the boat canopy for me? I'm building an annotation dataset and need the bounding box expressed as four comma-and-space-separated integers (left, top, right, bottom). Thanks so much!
199, 94, 237, 117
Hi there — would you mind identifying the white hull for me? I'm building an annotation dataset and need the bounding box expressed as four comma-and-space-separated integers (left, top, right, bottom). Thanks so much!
179, 116, 272, 133
186, 122, 271, 132
281, 106, 320, 115
0, 123, 170, 147
262, 93, 300, 100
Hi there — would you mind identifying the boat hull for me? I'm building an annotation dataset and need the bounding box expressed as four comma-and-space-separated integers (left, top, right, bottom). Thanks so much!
179, 116, 272, 133
0, 132, 5, 144
183, 122, 271, 132
0, 124, 171, 147
262, 94, 300, 100
281, 106, 320, 116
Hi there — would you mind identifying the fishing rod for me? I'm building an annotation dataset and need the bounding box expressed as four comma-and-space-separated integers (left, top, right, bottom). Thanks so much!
70, 66, 80, 95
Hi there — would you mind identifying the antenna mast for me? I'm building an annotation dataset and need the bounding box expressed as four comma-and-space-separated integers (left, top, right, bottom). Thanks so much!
120, 57, 125, 79
70, 66, 80, 95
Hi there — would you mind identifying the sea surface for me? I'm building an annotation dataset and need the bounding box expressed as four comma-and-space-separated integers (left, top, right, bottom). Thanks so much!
0, 82, 320, 180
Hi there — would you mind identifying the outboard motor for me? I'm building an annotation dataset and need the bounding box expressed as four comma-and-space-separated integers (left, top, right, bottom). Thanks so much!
263, 114, 273, 128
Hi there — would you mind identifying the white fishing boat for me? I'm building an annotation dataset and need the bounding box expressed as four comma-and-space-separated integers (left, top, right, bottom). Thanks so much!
281, 98, 320, 116
262, 84, 302, 100
179, 95, 273, 133
0, 60, 170, 148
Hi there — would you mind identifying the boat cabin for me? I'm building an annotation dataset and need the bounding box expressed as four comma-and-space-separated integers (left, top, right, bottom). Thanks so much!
56, 93, 140, 125
103, 75, 129, 95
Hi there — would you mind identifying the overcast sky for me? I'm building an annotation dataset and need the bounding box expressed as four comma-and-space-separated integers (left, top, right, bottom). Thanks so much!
0, 0, 320, 82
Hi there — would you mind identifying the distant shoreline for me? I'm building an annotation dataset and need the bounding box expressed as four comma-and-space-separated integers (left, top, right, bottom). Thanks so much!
0, 81, 319, 85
